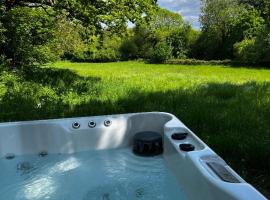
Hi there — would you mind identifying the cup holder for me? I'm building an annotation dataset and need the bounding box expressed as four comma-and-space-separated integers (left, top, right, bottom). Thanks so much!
171, 132, 188, 140
179, 143, 195, 152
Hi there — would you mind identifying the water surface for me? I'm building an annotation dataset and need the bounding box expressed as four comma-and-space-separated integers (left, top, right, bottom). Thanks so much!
0, 148, 187, 200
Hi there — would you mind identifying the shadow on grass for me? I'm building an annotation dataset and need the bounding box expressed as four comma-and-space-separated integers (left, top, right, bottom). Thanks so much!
20, 66, 101, 95
0, 66, 101, 121
0, 67, 269, 196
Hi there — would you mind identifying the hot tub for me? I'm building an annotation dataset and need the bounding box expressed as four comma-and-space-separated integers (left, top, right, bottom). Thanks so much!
0, 112, 266, 200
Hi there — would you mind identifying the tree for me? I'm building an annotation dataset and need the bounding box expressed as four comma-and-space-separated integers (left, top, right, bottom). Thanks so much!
120, 38, 139, 60
150, 8, 185, 36
123, 8, 189, 60
1, 0, 158, 34
52, 13, 87, 60
198, 0, 264, 59
239, 0, 270, 22
234, 25, 270, 64
168, 25, 199, 58
94, 32, 122, 62
150, 40, 172, 63
0, 7, 58, 67
0, 0, 158, 67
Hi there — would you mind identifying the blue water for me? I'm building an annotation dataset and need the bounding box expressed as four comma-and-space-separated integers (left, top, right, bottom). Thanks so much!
0, 148, 187, 200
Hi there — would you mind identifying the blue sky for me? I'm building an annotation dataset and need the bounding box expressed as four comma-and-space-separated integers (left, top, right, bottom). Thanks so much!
158, 0, 201, 29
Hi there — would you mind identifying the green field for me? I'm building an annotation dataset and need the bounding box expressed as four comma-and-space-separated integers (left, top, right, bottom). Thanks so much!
1, 61, 270, 196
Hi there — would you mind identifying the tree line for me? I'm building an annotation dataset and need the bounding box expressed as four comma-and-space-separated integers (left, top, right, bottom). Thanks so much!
0, 0, 269, 68
196, 0, 270, 64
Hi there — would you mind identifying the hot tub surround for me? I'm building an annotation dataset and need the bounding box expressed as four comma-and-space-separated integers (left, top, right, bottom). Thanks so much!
0, 112, 266, 200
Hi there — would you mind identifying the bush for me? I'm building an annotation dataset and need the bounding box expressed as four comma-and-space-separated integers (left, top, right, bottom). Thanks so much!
133, 27, 156, 59
166, 58, 232, 65
150, 41, 172, 63
234, 26, 270, 64
94, 34, 122, 62
256, 27, 270, 63
120, 39, 138, 60
167, 25, 199, 59
94, 48, 120, 62
234, 39, 259, 63
68, 33, 122, 62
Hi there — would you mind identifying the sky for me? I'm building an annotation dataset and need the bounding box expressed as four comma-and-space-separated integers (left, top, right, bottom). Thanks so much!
158, 0, 201, 29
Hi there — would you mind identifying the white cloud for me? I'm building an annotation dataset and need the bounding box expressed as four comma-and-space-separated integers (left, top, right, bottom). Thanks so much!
158, 0, 201, 29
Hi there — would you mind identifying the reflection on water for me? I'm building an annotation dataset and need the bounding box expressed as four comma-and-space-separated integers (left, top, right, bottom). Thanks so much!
0, 148, 187, 200
22, 177, 56, 199
49, 157, 81, 174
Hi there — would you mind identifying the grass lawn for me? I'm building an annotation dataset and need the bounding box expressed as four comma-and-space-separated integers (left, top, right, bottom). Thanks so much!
0, 61, 270, 196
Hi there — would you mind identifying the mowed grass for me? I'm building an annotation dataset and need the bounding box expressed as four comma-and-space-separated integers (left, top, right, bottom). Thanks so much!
0, 61, 270, 196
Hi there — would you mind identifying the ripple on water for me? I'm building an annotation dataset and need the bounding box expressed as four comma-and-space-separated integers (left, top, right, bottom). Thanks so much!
0, 148, 187, 200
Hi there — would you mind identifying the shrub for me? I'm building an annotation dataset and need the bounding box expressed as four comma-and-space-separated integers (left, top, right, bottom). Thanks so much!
234, 38, 259, 63
234, 26, 270, 64
120, 39, 138, 60
256, 27, 270, 63
166, 58, 232, 65
94, 34, 122, 62
167, 25, 199, 59
133, 27, 156, 59
94, 48, 120, 62
150, 41, 172, 63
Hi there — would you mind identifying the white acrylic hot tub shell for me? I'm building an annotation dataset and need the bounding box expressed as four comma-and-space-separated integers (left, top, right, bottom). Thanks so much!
0, 112, 266, 200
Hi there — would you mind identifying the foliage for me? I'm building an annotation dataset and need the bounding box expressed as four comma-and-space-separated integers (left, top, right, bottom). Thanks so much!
166, 59, 232, 65
94, 34, 122, 62
0, 0, 269, 65
120, 38, 139, 60
255, 26, 270, 63
150, 8, 185, 37
0, 0, 158, 66
0, 21, 5, 44
234, 26, 270, 64
150, 40, 172, 63
53, 14, 87, 60
0, 21, 6, 68
68, 32, 123, 62
1, 0, 158, 35
117, 8, 194, 62
168, 25, 200, 59
240, 0, 270, 23
198, 0, 264, 59
0, 7, 58, 67
0, 3, 196, 64
234, 39, 259, 63
132, 27, 156, 59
